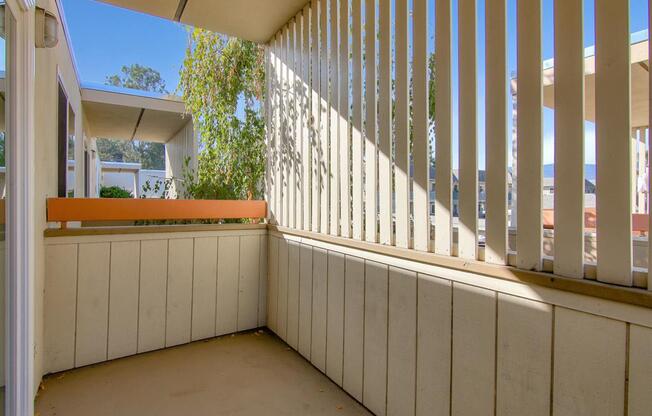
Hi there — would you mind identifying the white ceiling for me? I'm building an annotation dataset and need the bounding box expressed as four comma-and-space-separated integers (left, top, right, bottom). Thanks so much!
99, 0, 307, 43
82, 87, 189, 143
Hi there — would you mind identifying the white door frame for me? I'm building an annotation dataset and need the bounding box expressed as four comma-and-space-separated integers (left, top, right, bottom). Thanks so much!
5, 0, 35, 415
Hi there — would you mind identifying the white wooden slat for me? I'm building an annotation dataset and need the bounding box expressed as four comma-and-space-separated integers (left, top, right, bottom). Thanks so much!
364, 0, 378, 243
628, 324, 652, 415
165, 238, 193, 347
320, 0, 330, 233
311, 0, 321, 233
595, 0, 632, 285
288, 22, 297, 229
496, 294, 552, 416
277, 238, 289, 340
330, 0, 340, 236
298, 243, 314, 359
44, 244, 78, 372
286, 241, 301, 348
339, 0, 351, 238
378, 0, 392, 245
267, 236, 279, 332
326, 251, 345, 385
416, 274, 452, 416
553, 0, 584, 278
451, 283, 496, 416
553, 307, 626, 416
216, 236, 240, 336
649, 1, 652, 292
302, 6, 312, 231
238, 235, 261, 331
387, 267, 417, 416
394, 0, 410, 249
363, 260, 388, 416
311, 247, 328, 371
76, 242, 110, 367
343, 255, 365, 401
192, 237, 218, 341
275, 34, 283, 224
485, 0, 508, 265
282, 26, 290, 227
138, 240, 168, 353
457, 0, 478, 260
412, 0, 429, 252
434, 0, 453, 255
258, 235, 268, 326
516, 0, 543, 270
108, 241, 140, 360
266, 44, 273, 220
351, 0, 364, 240
294, 17, 304, 230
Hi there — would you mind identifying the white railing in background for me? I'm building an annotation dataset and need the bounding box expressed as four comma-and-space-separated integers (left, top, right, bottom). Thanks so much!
264, 0, 649, 290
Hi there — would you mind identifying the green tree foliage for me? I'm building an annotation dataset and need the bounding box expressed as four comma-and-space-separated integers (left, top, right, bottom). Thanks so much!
178, 29, 266, 200
99, 185, 133, 198
99, 64, 168, 170
106, 64, 168, 94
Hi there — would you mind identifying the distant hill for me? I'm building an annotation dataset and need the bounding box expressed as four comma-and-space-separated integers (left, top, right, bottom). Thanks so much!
543, 164, 596, 180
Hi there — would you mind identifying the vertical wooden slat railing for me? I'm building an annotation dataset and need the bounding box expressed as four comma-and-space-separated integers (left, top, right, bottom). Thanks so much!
553, 0, 585, 279
595, 0, 632, 286
264, 0, 646, 290
434, 0, 453, 256
394, 0, 410, 249
329, 0, 340, 236
364, 0, 378, 243
485, 0, 508, 265
458, 0, 478, 260
351, 0, 364, 241
516, 0, 543, 271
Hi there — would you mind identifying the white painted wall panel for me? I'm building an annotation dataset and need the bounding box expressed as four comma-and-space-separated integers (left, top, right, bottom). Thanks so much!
76, 243, 111, 367
326, 251, 345, 385
363, 260, 389, 416
108, 241, 140, 360
286, 241, 301, 348
628, 324, 652, 415
192, 237, 218, 341
298, 243, 313, 359
238, 235, 261, 331
451, 283, 495, 416
387, 267, 416, 416
217, 236, 240, 336
166, 238, 194, 347
343, 255, 365, 401
553, 307, 626, 416
138, 239, 168, 353
416, 274, 451, 416
277, 238, 289, 340
268, 236, 279, 332
45, 244, 78, 372
496, 294, 552, 416
311, 247, 328, 371
258, 235, 268, 326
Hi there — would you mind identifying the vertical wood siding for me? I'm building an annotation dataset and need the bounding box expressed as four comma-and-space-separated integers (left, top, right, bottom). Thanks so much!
267, 232, 652, 416
44, 229, 267, 373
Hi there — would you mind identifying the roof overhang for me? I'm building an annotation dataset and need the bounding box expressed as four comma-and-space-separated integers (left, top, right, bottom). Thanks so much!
81, 84, 190, 143
512, 34, 649, 129
98, 0, 307, 43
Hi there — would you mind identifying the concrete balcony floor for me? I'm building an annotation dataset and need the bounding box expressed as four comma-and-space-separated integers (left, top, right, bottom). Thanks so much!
35, 330, 371, 416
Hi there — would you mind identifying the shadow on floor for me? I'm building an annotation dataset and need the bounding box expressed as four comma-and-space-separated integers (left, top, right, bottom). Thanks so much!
35, 330, 371, 416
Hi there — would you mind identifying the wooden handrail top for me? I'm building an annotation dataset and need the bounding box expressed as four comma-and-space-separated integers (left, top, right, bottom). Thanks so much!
47, 198, 267, 223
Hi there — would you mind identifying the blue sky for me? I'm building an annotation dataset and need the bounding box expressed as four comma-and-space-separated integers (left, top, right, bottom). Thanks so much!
60, 0, 649, 169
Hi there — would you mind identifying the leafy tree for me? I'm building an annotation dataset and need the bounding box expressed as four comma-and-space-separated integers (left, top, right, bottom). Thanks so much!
99, 185, 133, 198
99, 64, 168, 170
178, 29, 266, 200
106, 64, 168, 94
